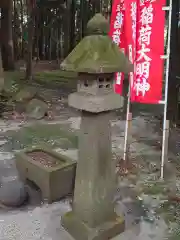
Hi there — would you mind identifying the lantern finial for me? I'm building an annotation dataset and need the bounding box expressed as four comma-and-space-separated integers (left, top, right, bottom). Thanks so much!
86, 13, 109, 35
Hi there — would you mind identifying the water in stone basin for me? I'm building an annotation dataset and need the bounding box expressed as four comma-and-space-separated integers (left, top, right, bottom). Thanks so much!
27, 151, 60, 168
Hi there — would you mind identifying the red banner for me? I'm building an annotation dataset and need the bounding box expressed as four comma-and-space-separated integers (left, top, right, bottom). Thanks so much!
124, 0, 137, 90
109, 0, 126, 95
131, 0, 165, 103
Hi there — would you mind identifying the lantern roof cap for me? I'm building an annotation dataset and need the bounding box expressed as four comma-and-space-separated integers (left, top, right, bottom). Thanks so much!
60, 14, 133, 74
86, 13, 109, 35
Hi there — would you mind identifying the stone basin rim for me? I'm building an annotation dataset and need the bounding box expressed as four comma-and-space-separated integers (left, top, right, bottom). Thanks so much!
15, 145, 76, 171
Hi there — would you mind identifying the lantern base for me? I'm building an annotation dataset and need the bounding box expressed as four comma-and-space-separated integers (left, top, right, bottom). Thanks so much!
68, 92, 124, 113
61, 211, 125, 240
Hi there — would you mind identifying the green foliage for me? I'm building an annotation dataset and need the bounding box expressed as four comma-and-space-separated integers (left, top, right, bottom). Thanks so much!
5, 123, 78, 150
35, 70, 78, 84
3, 70, 77, 91
143, 183, 166, 195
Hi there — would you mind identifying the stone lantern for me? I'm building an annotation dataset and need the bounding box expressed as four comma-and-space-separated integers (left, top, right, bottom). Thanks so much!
60, 13, 132, 240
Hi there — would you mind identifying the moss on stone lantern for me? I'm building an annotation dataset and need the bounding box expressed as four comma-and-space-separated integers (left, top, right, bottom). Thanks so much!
60, 14, 133, 74
86, 13, 110, 35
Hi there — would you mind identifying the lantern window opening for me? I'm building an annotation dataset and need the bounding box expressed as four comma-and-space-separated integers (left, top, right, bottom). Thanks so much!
84, 80, 89, 87
105, 84, 111, 88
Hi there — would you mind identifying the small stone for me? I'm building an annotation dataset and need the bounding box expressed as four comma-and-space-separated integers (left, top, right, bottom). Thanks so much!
45, 110, 55, 121
149, 162, 160, 173
0, 179, 28, 207
26, 98, 48, 120
13, 87, 36, 103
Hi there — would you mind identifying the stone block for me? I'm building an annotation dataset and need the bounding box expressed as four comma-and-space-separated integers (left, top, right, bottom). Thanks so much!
15, 146, 76, 203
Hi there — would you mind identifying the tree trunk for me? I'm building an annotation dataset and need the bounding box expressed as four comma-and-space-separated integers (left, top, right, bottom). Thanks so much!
49, 28, 52, 61
20, 0, 25, 59
80, 0, 88, 38
69, 0, 76, 51
92, 0, 101, 13
63, 1, 71, 57
1, 1, 15, 71
13, 0, 21, 61
0, 49, 5, 92
0, 0, 11, 9
26, 4, 35, 80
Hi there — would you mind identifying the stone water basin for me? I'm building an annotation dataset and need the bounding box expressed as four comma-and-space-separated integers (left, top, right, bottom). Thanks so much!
15, 146, 76, 203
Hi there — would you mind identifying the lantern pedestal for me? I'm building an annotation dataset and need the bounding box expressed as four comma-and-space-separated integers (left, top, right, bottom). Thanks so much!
62, 211, 124, 240
61, 111, 125, 240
